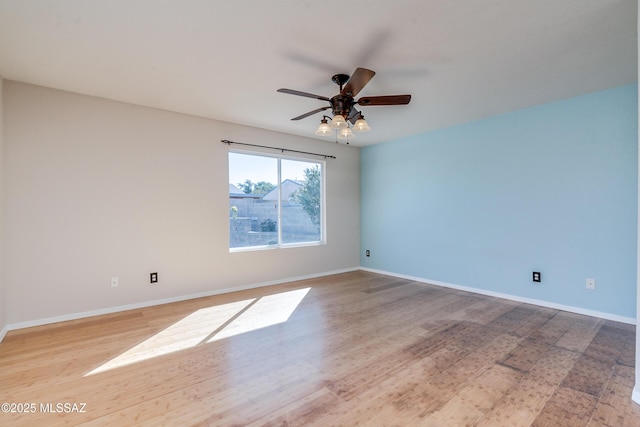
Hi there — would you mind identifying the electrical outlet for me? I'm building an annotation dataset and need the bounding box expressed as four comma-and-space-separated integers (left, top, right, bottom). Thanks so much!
532, 272, 541, 282
111, 277, 119, 288
586, 278, 596, 290
365, 250, 370, 257
150, 272, 158, 284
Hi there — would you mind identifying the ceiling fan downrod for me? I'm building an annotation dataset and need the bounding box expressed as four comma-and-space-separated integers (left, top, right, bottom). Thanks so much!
331, 73, 350, 92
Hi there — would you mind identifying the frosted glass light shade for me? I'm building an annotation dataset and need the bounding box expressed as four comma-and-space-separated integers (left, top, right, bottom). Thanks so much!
337, 127, 354, 140
315, 119, 332, 136
353, 117, 370, 132
330, 114, 347, 129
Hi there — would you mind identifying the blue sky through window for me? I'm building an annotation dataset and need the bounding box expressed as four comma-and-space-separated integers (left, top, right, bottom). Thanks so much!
229, 152, 317, 186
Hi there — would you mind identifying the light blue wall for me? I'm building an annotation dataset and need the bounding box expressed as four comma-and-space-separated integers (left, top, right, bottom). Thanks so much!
361, 84, 638, 318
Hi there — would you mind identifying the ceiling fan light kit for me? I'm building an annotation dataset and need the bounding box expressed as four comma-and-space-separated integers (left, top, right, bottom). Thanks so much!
329, 114, 347, 129
314, 117, 333, 136
353, 114, 370, 132
337, 127, 355, 140
278, 67, 411, 142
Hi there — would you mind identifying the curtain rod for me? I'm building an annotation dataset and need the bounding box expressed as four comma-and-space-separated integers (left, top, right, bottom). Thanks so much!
221, 139, 336, 159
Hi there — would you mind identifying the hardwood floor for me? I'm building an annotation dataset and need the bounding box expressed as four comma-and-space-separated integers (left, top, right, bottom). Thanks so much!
0, 270, 638, 426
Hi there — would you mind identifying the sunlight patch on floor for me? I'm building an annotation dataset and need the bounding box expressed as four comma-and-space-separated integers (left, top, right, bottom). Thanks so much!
85, 287, 310, 376
207, 287, 310, 342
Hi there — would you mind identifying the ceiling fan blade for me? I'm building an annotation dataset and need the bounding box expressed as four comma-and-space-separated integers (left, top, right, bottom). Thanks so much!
277, 88, 331, 102
358, 94, 412, 106
342, 68, 376, 97
291, 106, 331, 121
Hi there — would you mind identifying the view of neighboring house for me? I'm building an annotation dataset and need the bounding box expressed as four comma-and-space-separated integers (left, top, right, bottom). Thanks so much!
229, 180, 318, 248
262, 179, 303, 201
229, 183, 261, 200
229, 183, 241, 194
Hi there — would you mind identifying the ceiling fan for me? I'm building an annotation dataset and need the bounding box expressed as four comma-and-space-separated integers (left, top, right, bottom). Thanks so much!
277, 67, 411, 141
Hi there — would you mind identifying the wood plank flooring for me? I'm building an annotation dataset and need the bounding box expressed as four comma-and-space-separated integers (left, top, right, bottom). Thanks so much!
0, 270, 638, 426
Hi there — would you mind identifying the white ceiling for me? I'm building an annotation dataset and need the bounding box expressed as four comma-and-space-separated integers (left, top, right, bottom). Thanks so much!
0, 0, 637, 146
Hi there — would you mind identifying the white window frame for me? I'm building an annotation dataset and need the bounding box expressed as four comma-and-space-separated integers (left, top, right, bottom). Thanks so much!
228, 149, 326, 252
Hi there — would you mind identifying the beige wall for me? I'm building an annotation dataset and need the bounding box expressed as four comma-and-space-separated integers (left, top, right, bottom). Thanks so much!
0, 77, 5, 338
2, 81, 360, 326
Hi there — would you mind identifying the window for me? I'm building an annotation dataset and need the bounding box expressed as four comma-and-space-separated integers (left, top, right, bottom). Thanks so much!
229, 151, 324, 250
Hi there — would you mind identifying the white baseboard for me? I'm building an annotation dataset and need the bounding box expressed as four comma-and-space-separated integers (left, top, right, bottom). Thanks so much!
633, 385, 640, 405
3, 265, 634, 335
6, 267, 360, 332
360, 267, 636, 325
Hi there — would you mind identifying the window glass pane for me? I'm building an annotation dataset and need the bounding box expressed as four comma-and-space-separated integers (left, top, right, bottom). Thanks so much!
229, 153, 278, 249
229, 152, 323, 250
281, 159, 322, 244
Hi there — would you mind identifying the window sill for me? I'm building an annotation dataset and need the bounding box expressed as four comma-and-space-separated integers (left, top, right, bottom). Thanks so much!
229, 240, 325, 253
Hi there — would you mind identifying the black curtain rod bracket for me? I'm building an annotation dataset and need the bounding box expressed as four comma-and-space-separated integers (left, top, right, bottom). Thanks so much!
221, 139, 336, 159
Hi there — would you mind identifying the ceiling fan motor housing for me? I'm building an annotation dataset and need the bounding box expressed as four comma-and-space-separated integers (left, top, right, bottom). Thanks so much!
330, 94, 354, 118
